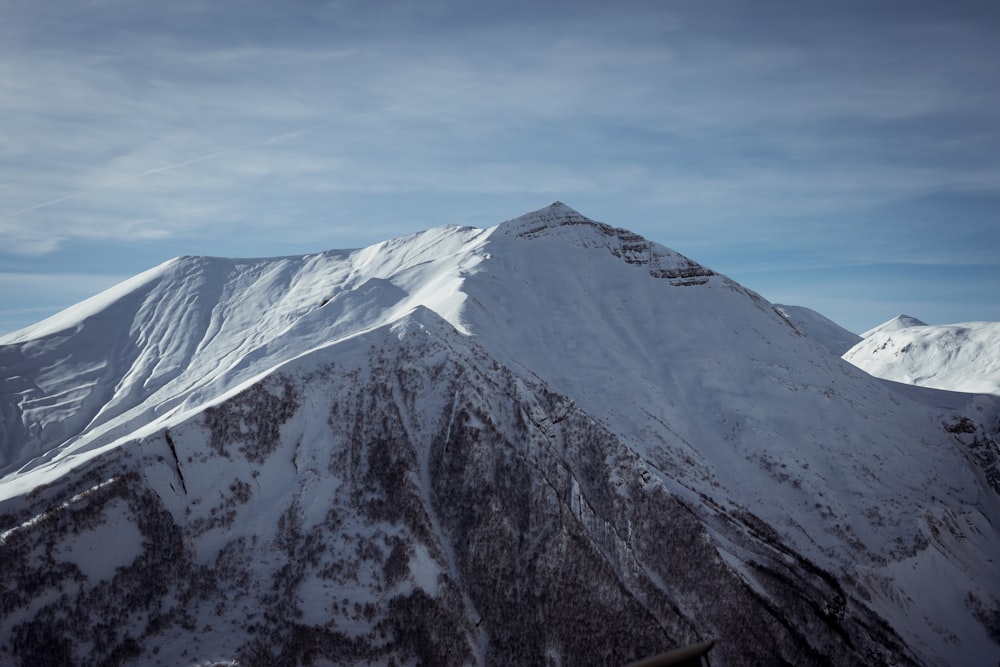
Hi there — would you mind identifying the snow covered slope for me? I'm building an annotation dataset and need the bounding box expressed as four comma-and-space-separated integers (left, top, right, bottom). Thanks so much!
775, 304, 863, 355
844, 316, 1000, 395
0, 224, 492, 483
2, 203, 999, 666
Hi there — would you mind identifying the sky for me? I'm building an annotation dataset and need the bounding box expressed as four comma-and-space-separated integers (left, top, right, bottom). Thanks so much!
2, 0, 999, 336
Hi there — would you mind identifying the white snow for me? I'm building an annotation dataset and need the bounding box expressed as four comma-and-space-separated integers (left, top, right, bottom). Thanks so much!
409, 542, 441, 596
861, 314, 928, 338
54, 498, 144, 581
775, 304, 862, 355
0, 224, 494, 486
844, 316, 1000, 395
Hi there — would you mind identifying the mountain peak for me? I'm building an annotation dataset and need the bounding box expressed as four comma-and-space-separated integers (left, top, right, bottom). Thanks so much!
494, 202, 719, 287
496, 201, 601, 238
892, 314, 928, 328
861, 314, 928, 338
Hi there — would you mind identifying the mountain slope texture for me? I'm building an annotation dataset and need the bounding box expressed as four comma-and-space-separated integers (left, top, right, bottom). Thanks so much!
774, 304, 862, 356
1, 203, 999, 666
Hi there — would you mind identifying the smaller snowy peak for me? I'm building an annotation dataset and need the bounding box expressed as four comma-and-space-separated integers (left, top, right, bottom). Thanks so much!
844, 319, 1000, 395
495, 202, 717, 286
775, 305, 862, 355
861, 314, 927, 338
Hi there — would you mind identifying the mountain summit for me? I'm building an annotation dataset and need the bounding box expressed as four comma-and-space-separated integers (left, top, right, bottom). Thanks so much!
861, 314, 929, 339
1, 205, 998, 666
497, 202, 718, 285
497, 200, 597, 233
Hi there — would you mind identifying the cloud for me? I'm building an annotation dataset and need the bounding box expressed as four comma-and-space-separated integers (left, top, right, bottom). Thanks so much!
0, 0, 998, 335
0, 0, 997, 273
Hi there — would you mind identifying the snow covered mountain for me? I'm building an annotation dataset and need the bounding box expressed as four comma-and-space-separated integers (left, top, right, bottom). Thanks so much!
2, 203, 999, 666
843, 315, 1000, 396
860, 315, 929, 339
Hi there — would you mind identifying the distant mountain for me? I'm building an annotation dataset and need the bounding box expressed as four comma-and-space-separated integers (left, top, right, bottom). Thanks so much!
775, 304, 862, 355
844, 316, 1000, 395
861, 314, 928, 339
2, 203, 998, 666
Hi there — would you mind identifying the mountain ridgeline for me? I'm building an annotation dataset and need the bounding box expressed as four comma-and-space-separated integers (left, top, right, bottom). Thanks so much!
1, 203, 998, 666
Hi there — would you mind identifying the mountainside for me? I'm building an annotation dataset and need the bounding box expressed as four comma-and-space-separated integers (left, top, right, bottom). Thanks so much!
774, 304, 862, 355
844, 316, 1000, 396
2, 203, 999, 666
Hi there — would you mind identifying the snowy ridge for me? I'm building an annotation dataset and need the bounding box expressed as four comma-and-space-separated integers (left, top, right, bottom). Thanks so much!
845, 316, 1000, 395
1, 203, 999, 665
0, 224, 492, 481
775, 304, 863, 355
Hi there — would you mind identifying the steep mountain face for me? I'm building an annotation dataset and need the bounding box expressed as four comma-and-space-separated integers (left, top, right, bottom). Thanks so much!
844, 316, 1000, 395
2, 203, 999, 666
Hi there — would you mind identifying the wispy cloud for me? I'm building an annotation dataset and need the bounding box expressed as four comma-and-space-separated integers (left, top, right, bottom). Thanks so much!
1, 0, 998, 333
3, 4, 996, 244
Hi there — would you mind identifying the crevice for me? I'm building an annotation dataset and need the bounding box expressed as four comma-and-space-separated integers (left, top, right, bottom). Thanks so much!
164, 430, 188, 495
